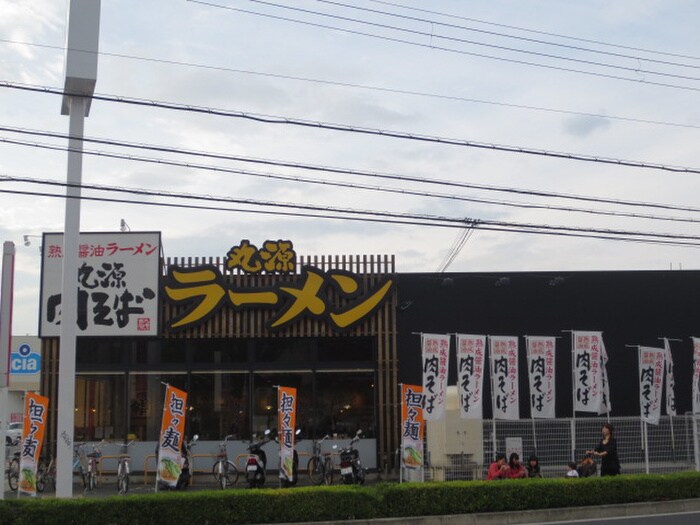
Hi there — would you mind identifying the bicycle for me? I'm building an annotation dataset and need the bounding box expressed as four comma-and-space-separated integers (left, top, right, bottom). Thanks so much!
81, 440, 104, 492
7, 451, 20, 491
307, 434, 333, 486
73, 443, 89, 488
212, 434, 239, 489
116, 440, 135, 495
37, 454, 56, 493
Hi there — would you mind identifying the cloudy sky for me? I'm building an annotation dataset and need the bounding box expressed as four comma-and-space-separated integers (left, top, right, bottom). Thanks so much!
2, 0, 700, 335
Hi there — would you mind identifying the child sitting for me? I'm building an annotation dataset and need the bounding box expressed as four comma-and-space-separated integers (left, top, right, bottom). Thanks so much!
566, 461, 579, 478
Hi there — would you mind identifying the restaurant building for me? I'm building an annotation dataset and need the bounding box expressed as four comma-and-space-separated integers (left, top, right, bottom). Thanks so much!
38, 232, 700, 471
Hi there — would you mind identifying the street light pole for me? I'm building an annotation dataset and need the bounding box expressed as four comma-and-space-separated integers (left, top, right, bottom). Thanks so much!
55, 0, 100, 498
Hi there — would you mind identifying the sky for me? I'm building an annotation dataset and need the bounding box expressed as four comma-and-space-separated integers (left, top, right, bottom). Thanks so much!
2, 0, 700, 335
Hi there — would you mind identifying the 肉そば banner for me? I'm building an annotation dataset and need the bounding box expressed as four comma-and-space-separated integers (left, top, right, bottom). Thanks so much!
39, 232, 160, 337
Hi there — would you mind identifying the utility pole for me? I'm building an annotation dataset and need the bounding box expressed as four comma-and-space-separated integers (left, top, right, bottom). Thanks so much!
0, 241, 15, 500
55, 0, 100, 498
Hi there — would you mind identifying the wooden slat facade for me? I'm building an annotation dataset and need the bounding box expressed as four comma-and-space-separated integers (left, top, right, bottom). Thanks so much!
42, 253, 400, 470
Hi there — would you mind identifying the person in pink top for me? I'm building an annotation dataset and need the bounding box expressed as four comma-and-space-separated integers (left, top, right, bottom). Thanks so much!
507, 452, 528, 479
486, 453, 510, 480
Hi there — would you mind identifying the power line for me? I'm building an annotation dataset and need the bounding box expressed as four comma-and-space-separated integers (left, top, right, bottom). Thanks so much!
369, 0, 700, 62
186, 0, 700, 92
4, 135, 700, 227
437, 221, 479, 272
316, 0, 700, 70
1, 178, 699, 247
231, 0, 700, 82
3, 38, 698, 130
3, 82, 700, 176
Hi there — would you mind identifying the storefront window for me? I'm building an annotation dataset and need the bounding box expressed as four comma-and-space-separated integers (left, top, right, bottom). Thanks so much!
317, 337, 374, 363
315, 372, 375, 438
188, 372, 249, 440
128, 373, 188, 441
252, 373, 313, 437
192, 339, 248, 366
131, 340, 187, 367
77, 339, 128, 367
75, 373, 126, 441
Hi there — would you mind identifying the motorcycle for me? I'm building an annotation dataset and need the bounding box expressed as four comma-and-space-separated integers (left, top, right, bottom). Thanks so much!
337, 429, 366, 485
156, 434, 198, 491
245, 429, 272, 488
278, 428, 301, 488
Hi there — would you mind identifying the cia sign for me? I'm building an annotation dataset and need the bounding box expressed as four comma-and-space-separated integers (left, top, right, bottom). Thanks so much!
10, 343, 41, 375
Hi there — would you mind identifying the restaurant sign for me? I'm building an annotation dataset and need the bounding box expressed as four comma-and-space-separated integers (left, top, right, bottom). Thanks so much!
39, 232, 160, 337
164, 239, 393, 332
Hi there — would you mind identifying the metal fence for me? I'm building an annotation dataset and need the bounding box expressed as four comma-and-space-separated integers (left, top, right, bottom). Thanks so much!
424, 415, 699, 481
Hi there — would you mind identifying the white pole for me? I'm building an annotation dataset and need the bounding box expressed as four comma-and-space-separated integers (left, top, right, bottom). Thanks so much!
487, 337, 497, 458
0, 241, 15, 500
55, 95, 86, 498
569, 331, 576, 462
643, 419, 650, 474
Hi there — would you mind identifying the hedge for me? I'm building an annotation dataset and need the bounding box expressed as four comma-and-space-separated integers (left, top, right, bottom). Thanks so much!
1, 472, 699, 525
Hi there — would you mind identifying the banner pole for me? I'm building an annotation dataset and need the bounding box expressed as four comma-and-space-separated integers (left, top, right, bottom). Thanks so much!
524, 336, 538, 455
643, 419, 650, 474
487, 336, 497, 459
568, 331, 576, 462
398, 382, 403, 484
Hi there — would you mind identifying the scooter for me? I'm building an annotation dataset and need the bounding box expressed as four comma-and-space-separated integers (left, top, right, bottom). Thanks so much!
245, 429, 272, 488
278, 429, 301, 488
156, 434, 198, 491
175, 434, 198, 489
338, 429, 366, 485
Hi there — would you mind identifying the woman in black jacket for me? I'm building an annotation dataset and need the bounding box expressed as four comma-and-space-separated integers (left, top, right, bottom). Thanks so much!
587, 423, 621, 476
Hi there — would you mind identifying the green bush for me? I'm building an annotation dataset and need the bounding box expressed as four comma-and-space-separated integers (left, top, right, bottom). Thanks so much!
1, 472, 699, 524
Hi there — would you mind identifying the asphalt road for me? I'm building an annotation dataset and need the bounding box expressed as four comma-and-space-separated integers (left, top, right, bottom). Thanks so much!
532, 511, 700, 524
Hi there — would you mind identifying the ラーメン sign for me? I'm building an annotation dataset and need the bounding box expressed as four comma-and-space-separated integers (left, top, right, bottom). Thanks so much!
39, 232, 161, 337
163, 240, 394, 332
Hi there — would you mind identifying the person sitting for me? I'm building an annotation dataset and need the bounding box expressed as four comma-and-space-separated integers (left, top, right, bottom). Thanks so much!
525, 454, 542, 478
566, 461, 579, 478
507, 452, 528, 479
486, 452, 510, 480
577, 455, 597, 477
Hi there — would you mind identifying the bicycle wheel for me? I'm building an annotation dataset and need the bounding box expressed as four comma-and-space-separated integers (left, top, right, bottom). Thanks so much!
212, 460, 222, 482
222, 460, 238, 488
86, 470, 96, 491
323, 457, 333, 485
8, 458, 19, 491
36, 464, 46, 493
117, 463, 129, 495
307, 456, 324, 485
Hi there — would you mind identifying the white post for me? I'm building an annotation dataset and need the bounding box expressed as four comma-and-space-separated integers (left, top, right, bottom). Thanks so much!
487, 336, 498, 459
693, 415, 700, 472
0, 241, 15, 500
55, 95, 86, 498
55, 0, 100, 498
643, 419, 650, 474
569, 331, 577, 462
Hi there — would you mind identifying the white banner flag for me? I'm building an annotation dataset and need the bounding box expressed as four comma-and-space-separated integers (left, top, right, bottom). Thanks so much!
489, 336, 519, 420
573, 331, 610, 414
693, 338, 700, 414
639, 347, 665, 425
663, 339, 677, 417
456, 334, 486, 419
526, 336, 556, 419
421, 333, 450, 420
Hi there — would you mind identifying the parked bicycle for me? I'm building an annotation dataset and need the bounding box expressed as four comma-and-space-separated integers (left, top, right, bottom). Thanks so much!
81, 440, 105, 492
116, 440, 135, 495
37, 453, 56, 493
307, 434, 333, 486
7, 450, 20, 491
212, 434, 239, 489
